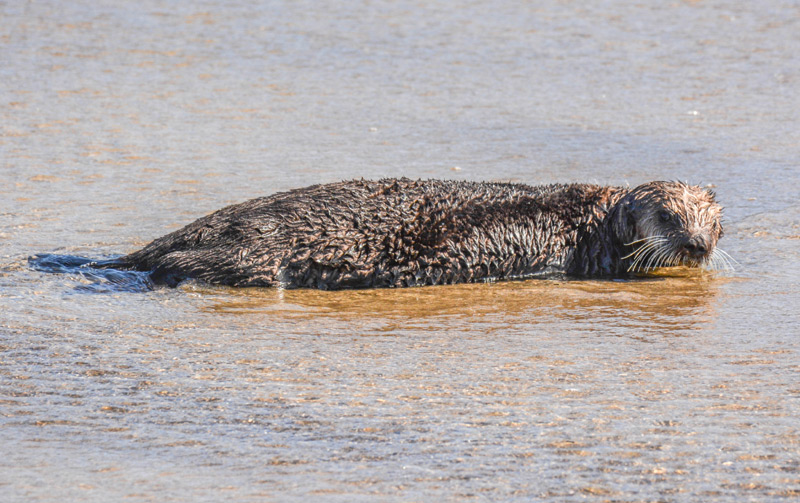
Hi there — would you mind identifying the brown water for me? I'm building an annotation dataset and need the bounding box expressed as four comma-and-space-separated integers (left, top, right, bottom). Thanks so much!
2, 0, 800, 501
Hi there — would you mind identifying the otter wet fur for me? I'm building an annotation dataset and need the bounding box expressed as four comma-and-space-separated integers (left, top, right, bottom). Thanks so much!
33, 178, 733, 290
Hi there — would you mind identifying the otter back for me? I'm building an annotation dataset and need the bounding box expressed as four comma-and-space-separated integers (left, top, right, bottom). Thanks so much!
116, 178, 622, 289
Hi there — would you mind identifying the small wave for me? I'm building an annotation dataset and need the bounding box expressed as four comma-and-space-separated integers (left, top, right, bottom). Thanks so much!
28, 254, 154, 293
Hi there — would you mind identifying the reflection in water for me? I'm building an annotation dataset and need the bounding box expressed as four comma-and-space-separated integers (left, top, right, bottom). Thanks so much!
199, 267, 722, 338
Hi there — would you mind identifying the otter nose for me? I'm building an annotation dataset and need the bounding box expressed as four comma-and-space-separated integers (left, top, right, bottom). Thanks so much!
683, 236, 708, 259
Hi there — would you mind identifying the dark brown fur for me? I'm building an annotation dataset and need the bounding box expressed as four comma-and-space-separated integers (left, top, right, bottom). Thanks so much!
108, 178, 725, 289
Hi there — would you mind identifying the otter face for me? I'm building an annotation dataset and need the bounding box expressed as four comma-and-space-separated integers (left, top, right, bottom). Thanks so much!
619, 181, 733, 272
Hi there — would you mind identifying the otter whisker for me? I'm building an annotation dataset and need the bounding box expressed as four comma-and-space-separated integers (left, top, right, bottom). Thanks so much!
635, 240, 670, 272
704, 252, 720, 271
721, 255, 736, 271
661, 250, 674, 268
652, 246, 677, 271
707, 251, 723, 271
626, 248, 649, 271
715, 248, 738, 269
626, 236, 669, 248
716, 248, 737, 263
709, 248, 736, 272
670, 252, 683, 268
644, 248, 665, 271
641, 244, 665, 271
623, 236, 665, 248
624, 237, 668, 267
622, 236, 668, 260
625, 241, 659, 265
628, 243, 657, 272
637, 246, 664, 271
627, 237, 672, 272
623, 237, 649, 247
710, 255, 726, 272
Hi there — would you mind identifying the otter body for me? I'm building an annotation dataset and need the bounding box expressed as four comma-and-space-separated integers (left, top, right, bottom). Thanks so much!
102, 178, 727, 289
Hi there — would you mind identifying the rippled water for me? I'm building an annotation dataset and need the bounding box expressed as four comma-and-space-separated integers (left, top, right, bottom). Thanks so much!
2, 0, 799, 501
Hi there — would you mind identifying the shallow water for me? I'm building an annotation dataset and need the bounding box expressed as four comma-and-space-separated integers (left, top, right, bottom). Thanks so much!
2, 0, 799, 501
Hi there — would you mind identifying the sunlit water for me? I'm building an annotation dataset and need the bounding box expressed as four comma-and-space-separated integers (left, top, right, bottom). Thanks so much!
2, 1, 799, 501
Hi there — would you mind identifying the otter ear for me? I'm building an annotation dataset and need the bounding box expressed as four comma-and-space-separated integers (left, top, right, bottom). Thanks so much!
611, 199, 637, 244
624, 200, 636, 229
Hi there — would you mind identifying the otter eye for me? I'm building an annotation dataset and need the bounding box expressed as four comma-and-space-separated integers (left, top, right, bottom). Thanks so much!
658, 210, 672, 223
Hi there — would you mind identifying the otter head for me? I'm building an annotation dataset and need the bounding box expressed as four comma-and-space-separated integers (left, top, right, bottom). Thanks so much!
611, 181, 731, 272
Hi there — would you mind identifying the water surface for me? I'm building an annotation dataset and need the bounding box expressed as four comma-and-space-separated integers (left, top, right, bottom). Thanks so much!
2, 1, 799, 501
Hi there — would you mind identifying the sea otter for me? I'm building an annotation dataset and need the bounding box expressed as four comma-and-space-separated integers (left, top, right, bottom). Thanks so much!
47, 178, 728, 290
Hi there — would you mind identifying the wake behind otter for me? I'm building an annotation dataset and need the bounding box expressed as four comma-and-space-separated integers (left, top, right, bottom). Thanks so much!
29, 253, 154, 292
